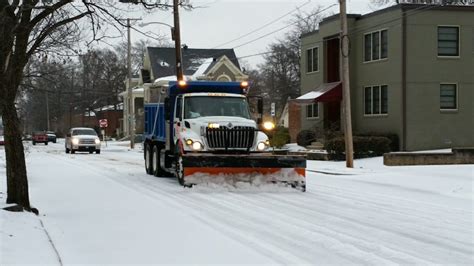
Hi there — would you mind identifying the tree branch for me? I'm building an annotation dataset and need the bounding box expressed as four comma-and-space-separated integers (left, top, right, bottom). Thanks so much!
27, 11, 91, 58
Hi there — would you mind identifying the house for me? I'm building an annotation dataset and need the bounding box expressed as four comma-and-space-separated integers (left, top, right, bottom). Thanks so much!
292, 4, 473, 151
121, 47, 248, 137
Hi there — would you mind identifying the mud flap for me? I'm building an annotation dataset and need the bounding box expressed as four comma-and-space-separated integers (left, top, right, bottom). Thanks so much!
181, 153, 306, 191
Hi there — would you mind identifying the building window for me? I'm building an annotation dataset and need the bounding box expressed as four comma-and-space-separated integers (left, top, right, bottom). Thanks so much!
364, 85, 388, 115
438, 26, 459, 56
364, 29, 388, 62
440, 84, 457, 110
306, 103, 319, 118
306, 47, 318, 73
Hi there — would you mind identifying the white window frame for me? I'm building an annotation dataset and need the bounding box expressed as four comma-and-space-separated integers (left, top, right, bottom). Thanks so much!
440, 83, 458, 111
306, 46, 319, 74
437, 25, 461, 58
363, 29, 388, 63
216, 74, 231, 82
364, 85, 388, 117
306, 103, 319, 119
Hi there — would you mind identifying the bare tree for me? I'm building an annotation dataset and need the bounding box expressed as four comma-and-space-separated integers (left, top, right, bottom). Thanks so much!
257, 6, 324, 120
0, 0, 174, 213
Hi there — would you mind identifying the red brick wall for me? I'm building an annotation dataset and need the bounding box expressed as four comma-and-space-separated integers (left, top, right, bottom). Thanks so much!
288, 101, 301, 143
96, 110, 123, 137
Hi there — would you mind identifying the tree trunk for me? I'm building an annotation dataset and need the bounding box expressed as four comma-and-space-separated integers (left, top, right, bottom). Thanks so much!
2, 94, 30, 209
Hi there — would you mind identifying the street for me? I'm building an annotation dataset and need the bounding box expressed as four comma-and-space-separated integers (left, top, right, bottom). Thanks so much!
1, 141, 473, 265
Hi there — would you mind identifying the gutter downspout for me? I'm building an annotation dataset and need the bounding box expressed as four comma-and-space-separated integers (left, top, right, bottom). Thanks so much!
401, 8, 407, 151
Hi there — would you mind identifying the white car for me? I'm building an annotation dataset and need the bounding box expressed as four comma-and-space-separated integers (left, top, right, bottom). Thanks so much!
65, 127, 101, 154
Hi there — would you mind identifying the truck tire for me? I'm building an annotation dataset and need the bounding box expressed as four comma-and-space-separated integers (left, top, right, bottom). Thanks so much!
33, 141, 36, 145
153, 145, 168, 177
65, 148, 70, 153
71, 149, 75, 154
176, 153, 185, 186
145, 144, 153, 175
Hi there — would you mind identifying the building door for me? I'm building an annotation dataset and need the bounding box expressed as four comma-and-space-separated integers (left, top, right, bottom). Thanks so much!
324, 36, 341, 130
326, 37, 340, 83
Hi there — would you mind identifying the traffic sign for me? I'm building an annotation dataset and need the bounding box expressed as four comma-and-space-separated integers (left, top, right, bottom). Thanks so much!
99, 119, 108, 128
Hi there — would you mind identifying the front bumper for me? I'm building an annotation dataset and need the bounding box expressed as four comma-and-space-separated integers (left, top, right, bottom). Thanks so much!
72, 144, 100, 151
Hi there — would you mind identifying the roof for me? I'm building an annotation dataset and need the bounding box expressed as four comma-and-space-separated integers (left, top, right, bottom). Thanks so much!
294, 82, 342, 104
315, 3, 474, 29
147, 47, 241, 79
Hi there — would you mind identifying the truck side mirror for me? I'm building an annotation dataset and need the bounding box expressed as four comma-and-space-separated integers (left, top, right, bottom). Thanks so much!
164, 97, 171, 120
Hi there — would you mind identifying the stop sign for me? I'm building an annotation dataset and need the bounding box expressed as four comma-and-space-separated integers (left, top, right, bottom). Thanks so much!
99, 119, 108, 128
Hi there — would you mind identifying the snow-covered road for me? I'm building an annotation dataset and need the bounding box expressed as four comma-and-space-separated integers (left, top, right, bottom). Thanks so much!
1, 141, 473, 265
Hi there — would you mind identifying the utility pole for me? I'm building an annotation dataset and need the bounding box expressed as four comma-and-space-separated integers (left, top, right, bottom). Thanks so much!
339, 0, 354, 168
173, 0, 184, 81
121, 18, 141, 149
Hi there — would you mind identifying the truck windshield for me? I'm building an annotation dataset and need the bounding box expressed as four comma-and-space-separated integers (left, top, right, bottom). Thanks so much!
184, 96, 251, 119
72, 129, 97, 136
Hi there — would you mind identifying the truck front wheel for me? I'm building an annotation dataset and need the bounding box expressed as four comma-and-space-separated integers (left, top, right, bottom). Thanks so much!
145, 144, 153, 175
176, 154, 185, 186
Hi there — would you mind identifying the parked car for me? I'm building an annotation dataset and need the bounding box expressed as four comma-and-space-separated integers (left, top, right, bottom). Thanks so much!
32, 131, 48, 145
65, 127, 101, 154
46, 131, 57, 143
0, 135, 4, 145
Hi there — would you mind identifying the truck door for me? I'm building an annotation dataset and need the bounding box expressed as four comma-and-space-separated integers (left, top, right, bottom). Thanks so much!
173, 95, 183, 146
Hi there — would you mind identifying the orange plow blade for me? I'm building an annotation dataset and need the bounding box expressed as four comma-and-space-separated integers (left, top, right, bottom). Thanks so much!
181, 153, 306, 191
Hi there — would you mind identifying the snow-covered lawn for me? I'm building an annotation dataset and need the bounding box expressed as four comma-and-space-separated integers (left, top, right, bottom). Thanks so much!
1, 141, 473, 265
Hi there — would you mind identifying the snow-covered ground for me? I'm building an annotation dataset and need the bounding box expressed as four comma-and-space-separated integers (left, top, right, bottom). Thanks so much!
1, 140, 473, 265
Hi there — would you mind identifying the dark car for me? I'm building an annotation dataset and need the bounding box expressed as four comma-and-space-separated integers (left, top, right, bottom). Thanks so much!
32, 131, 48, 145
46, 131, 57, 143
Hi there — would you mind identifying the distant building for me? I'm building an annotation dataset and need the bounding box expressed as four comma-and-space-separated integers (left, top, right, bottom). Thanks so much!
292, 4, 474, 151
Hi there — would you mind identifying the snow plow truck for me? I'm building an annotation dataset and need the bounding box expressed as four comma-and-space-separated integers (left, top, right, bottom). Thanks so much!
143, 80, 306, 191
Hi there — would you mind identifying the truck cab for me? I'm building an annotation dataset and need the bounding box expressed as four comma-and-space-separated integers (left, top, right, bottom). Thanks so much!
173, 92, 269, 153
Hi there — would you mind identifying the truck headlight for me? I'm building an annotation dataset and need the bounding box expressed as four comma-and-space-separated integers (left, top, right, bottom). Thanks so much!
95, 138, 101, 144
257, 142, 267, 151
263, 121, 275, 131
71, 138, 79, 145
208, 123, 220, 129
192, 141, 203, 151
186, 139, 203, 151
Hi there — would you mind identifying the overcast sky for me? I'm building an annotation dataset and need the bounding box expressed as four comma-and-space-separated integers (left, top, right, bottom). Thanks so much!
123, 0, 379, 68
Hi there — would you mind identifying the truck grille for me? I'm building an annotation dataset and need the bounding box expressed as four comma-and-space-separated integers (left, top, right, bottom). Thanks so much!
79, 139, 96, 145
205, 126, 256, 150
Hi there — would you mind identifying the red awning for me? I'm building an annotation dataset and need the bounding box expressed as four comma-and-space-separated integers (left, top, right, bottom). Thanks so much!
293, 82, 342, 104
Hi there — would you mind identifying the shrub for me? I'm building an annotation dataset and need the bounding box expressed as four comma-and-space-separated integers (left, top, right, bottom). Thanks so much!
357, 132, 399, 152
324, 136, 391, 160
296, 130, 316, 146
271, 127, 290, 148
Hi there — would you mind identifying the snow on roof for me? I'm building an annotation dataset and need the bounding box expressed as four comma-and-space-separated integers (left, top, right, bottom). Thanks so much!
192, 58, 214, 79
94, 103, 123, 112
152, 75, 195, 86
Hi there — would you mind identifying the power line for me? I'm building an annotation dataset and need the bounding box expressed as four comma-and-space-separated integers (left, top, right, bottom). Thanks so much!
211, 0, 312, 49
231, 4, 439, 63
232, 4, 337, 50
